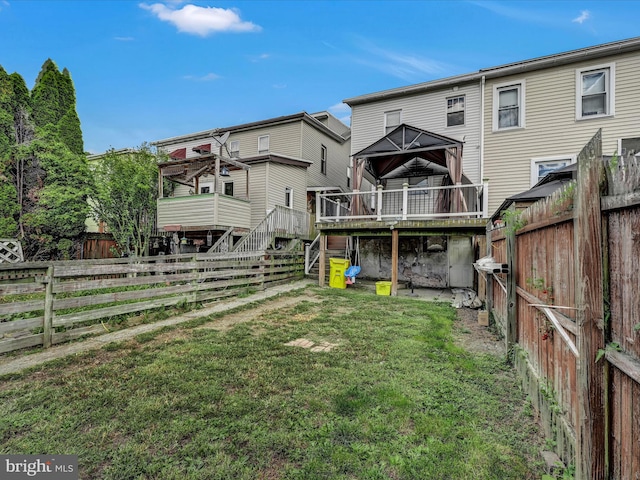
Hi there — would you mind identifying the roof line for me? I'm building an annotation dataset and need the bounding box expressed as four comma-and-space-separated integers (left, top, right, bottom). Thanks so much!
153, 112, 349, 146
344, 36, 640, 106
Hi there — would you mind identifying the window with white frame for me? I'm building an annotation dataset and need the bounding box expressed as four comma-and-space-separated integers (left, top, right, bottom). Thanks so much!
530, 156, 575, 187
320, 144, 327, 175
199, 182, 214, 194
446, 95, 465, 127
576, 64, 615, 119
229, 140, 240, 158
258, 135, 269, 154
285, 187, 293, 208
224, 182, 233, 196
384, 110, 402, 134
493, 82, 525, 130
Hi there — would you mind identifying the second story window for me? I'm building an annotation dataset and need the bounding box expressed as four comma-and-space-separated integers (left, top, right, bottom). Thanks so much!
258, 135, 270, 154
446, 95, 465, 127
320, 145, 327, 175
384, 110, 401, 134
229, 140, 239, 158
576, 64, 615, 119
493, 82, 525, 131
285, 187, 293, 208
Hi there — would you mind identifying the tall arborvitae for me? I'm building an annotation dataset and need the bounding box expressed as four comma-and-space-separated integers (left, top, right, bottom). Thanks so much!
31, 59, 83, 154
0, 66, 20, 237
0, 59, 90, 259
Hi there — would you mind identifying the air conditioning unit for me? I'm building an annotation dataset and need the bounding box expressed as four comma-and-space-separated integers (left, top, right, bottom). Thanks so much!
620, 137, 640, 158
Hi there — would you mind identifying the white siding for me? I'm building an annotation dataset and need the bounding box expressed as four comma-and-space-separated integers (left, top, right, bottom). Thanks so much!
350, 81, 482, 184
483, 50, 640, 214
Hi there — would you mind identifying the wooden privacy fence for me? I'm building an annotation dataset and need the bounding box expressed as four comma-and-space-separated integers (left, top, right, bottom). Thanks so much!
0, 251, 304, 355
487, 130, 640, 479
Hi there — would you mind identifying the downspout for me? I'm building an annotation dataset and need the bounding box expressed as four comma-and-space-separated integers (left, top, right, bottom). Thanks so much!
480, 75, 486, 184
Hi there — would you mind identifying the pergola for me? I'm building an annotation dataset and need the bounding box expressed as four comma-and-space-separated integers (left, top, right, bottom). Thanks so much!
158, 149, 250, 199
351, 124, 467, 214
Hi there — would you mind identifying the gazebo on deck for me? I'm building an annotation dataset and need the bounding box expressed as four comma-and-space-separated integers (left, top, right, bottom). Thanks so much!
314, 124, 488, 295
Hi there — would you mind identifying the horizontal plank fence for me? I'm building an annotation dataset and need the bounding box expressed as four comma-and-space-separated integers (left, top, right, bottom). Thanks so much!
487, 130, 640, 479
0, 251, 304, 354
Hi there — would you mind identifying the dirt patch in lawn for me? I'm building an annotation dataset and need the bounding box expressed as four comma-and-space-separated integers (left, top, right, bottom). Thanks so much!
453, 307, 504, 356
196, 294, 324, 332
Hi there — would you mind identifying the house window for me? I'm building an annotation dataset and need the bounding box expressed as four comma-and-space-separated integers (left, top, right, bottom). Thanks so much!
320, 144, 327, 175
258, 135, 269, 154
229, 140, 240, 158
285, 187, 293, 208
409, 177, 429, 195
199, 182, 214, 194
493, 82, 525, 131
384, 110, 401, 134
224, 182, 234, 196
576, 64, 615, 119
530, 156, 575, 187
446, 95, 465, 127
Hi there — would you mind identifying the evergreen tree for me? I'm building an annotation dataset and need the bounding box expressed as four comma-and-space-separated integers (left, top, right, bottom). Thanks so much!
31, 59, 83, 154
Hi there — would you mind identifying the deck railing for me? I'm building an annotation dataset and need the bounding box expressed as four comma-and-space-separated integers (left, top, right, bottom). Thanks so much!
232, 205, 310, 253
317, 183, 488, 222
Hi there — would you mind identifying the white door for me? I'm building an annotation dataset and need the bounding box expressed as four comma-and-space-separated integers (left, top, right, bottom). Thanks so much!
448, 236, 474, 288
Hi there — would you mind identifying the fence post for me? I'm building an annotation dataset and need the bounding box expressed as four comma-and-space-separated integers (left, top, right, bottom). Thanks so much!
43, 265, 54, 348
574, 129, 606, 480
505, 214, 517, 357
485, 224, 493, 317
376, 185, 383, 221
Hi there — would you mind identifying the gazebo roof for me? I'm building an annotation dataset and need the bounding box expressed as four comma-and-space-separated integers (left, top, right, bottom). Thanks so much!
353, 124, 463, 180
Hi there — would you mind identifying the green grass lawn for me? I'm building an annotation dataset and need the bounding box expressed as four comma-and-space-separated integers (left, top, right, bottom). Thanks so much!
0, 287, 546, 479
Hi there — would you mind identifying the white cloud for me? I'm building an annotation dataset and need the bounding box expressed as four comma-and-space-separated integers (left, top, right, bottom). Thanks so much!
140, 3, 261, 37
572, 10, 590, 24
114, 36, 135, 41
356, 40, 449, 81
272, 83, 287, 89
329, 102, 350, 114
249, 53, 270, 63
183, 73, 220, 81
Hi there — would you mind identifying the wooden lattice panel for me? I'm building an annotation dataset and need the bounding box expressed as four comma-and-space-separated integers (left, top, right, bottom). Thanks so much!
0, 239, 24, 263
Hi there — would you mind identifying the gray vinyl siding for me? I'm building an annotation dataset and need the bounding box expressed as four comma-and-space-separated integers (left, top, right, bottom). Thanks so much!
229, 123, 302, 158
265, 163, 307, 213
483, 50, 640, 214
248, 163, 268, 228
301, 122, 351, 191
349, 81, 482, 184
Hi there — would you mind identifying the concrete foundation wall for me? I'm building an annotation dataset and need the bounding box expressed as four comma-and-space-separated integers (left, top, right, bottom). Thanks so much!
358, 236, 450, 288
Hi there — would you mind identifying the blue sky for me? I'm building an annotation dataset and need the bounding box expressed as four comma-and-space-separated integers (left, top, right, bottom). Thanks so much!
0, 0, 638, 154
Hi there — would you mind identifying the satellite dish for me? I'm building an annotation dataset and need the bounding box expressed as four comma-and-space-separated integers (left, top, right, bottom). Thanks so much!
211, 131, 230, 147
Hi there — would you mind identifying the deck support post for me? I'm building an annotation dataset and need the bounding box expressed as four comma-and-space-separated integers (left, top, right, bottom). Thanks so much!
391, 228, 398, 296
318, 234, 326, 287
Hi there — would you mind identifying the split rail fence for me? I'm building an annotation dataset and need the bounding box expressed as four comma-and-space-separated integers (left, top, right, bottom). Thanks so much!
487, 130, 640, 479
0, 251, 304, 355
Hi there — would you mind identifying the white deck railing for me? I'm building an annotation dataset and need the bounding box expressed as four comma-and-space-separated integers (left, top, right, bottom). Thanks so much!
317, 183, 488, 222
233, 205, 310, 253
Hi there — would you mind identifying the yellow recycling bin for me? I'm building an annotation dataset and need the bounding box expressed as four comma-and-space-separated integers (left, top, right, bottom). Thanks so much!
329, 258, 350, 289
